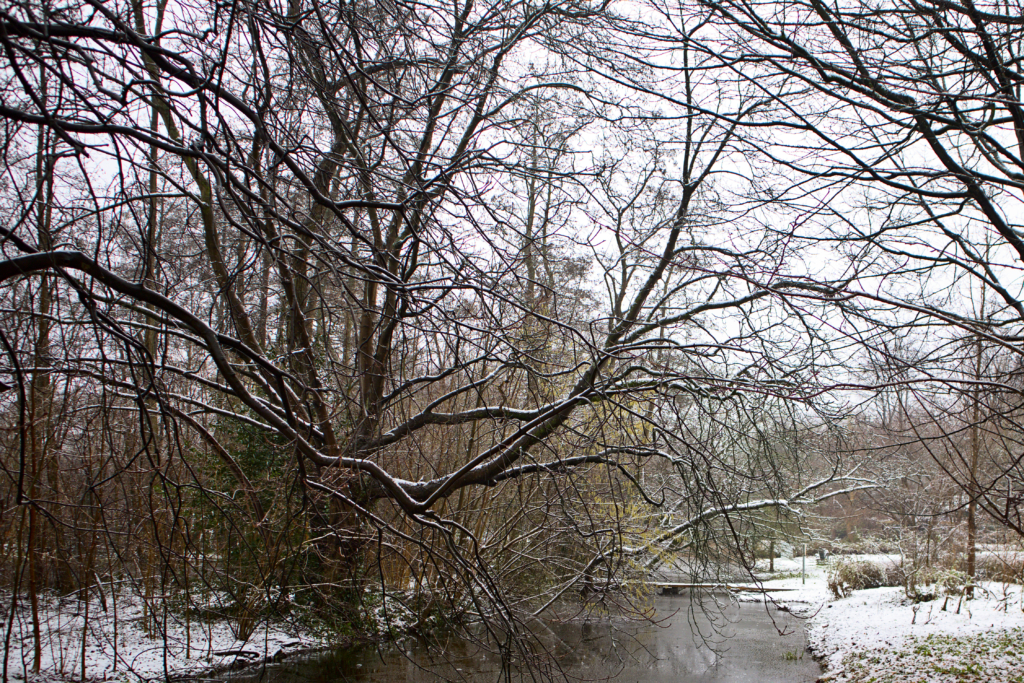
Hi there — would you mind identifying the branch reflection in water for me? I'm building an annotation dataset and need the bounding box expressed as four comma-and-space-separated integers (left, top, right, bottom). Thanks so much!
219, 596, 822, 683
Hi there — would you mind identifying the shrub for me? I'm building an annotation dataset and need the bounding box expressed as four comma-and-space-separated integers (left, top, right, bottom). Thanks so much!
828, 558, 903, 598
976, 552, 1024, 584
904, 566, 967, 602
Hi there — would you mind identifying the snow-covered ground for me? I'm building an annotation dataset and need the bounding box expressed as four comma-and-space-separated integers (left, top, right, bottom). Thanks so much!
746, 554, 1024, 682
745, 555, 835, 606
0, 592, 323, 682
809, 585, 1024, 682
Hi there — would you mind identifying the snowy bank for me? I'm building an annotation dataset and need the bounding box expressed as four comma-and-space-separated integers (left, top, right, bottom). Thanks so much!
746, 555, 1024, 682
741, 555, 833, 607
807, 584, 1024, 682
0, 592, 324, 682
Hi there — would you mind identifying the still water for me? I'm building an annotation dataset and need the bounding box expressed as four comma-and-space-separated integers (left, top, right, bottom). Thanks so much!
225, 595, 822, 683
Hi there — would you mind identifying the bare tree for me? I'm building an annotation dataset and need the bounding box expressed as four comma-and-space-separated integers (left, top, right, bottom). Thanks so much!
0, 0, 865, 676
624, 0, 1024, 542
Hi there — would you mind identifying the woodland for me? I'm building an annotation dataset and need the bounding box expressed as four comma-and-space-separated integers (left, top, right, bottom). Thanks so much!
1, 0, 1024, 677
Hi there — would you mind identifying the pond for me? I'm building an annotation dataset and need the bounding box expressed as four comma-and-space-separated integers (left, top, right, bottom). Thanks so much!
222, 595, 822, 683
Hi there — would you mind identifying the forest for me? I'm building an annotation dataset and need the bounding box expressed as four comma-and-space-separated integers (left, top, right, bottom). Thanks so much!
1, 0, 1023, 678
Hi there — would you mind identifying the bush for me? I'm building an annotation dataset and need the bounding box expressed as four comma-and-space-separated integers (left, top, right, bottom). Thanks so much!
828, 558, 903, 598
824, 537, 901, 556
976, 553, 1024, 584
906, 566, 967, 602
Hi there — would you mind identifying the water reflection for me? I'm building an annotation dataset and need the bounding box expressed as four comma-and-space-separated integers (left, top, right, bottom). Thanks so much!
224, 595, 821, 683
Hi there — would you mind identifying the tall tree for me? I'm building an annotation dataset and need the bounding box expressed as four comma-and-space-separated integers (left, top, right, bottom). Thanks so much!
0, 0, 864, 672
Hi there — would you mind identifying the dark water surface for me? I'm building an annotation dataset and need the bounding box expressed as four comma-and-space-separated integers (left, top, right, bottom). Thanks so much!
225, 596, 822, 683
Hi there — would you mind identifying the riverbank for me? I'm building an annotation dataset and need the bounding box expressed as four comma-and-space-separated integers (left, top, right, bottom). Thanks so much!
0, 591, 326, 682
748, 555, 1024, 683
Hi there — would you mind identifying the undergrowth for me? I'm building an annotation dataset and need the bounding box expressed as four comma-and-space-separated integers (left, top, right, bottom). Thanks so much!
841, 628, 1024, 683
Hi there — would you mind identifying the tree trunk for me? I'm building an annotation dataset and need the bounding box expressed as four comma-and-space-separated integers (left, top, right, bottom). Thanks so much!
967, 325, 983, 599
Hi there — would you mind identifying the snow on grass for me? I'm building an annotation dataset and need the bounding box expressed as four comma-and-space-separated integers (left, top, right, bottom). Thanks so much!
839, 628, 1024, 683
0, 591, 323, 682
742, 554, 832, 606
747, 554, 1024, 681
808, 584, 1024, 682
0, 586, 435, 683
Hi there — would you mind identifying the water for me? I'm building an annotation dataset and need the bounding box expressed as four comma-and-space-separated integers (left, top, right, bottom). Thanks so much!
223, 595, 822, 682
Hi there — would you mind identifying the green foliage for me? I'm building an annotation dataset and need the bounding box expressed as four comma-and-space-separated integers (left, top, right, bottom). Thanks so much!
903, 566, 970, 603
918, 567, 967, 595
218, 418, 290, 483
183, 418, 377, 640
298, 591, 371, 640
